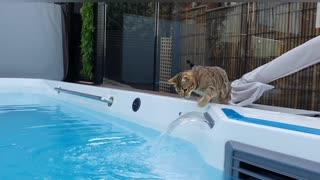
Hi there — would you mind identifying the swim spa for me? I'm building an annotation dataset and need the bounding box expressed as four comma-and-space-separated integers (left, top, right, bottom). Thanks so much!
1, 78, 320, 179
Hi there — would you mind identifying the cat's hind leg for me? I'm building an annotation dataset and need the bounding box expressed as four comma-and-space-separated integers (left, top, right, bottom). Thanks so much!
219, 83, 231, 104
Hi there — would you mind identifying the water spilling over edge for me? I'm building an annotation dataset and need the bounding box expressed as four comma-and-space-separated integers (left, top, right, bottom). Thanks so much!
155, 112, 212, 148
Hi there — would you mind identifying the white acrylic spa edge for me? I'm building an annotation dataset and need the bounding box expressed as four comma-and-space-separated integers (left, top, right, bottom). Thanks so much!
1, 78, 319, 171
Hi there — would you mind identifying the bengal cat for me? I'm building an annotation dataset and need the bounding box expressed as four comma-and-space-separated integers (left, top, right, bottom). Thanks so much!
168, 65, 231, 107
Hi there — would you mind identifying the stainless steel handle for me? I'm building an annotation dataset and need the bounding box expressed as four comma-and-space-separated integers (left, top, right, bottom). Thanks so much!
54, 87, 113, 107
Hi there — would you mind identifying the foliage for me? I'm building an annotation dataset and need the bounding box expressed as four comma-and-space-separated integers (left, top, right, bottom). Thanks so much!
80, 2, 95, 81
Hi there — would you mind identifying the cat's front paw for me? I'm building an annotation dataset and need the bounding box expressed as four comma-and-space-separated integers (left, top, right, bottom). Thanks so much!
198, 101, 208, 107
198, 98, 209, 107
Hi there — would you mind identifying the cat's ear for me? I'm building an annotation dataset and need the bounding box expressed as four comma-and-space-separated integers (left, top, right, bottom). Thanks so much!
181, 76, 189, 82
182, 72, 192, 82
168, 76, 177, 85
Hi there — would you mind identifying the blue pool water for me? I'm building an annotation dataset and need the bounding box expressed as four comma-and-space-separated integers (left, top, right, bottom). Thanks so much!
0, 93, 222, 179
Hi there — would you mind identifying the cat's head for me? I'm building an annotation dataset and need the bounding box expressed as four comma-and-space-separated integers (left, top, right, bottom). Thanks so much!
167, 71, 197, 98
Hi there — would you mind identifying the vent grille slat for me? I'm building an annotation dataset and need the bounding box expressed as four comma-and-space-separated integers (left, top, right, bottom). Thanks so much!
231, 157, 300, 179
232, 167, 274, 180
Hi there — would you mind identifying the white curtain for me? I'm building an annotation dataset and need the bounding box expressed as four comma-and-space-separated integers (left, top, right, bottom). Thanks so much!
230, 35, 320, 106
0, 3, 64, 80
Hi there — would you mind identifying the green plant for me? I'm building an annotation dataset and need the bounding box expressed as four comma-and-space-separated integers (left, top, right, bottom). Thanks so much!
80, 2, 95, 81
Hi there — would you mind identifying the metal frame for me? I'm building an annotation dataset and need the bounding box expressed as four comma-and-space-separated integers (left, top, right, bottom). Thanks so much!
10, 1, 320, 3
94, 2, 107, 84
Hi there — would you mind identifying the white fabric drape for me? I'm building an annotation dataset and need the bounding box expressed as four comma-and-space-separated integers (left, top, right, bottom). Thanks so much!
0, 3, 64, 80
230, 35, 320, 106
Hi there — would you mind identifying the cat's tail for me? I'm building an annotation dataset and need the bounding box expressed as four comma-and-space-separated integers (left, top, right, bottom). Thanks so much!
186, 60, 195, 69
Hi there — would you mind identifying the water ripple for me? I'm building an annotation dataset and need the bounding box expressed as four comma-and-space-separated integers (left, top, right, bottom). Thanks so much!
0, 96, 221, 179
